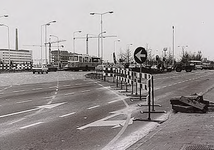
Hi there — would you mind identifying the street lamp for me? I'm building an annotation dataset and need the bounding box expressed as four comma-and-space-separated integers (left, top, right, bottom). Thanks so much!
73, 30, 81, 53
98, 31, 106, 61
90, 11, 113, 61
50, 35, 60, 68
172, 26, 175, 65
0, 24, 10, 66
0, 15, 8, 18
41, 20, 56, 65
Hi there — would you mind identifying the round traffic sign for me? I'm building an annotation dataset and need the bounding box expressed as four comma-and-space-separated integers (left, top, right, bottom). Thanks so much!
134, 47, 147, 64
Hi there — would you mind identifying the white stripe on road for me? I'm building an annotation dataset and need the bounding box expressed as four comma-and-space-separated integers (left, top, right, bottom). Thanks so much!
59, 112, 76, 118
0, 108, 39, 118
81, 90, 90, 93
62, 85, 71, 87
20, 122, 43, 129
16, 100, 32, 104
64, 92, 75, 96
108, 100, 121, 104
32, 88, 43, 91
13, 90, 25, 93
87, 105, 100, 110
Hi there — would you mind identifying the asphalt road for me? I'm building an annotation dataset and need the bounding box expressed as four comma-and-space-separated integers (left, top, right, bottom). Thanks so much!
0, 70, 214, 150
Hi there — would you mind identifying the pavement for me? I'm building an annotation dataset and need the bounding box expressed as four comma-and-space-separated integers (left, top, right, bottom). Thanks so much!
127, 88, 214, 150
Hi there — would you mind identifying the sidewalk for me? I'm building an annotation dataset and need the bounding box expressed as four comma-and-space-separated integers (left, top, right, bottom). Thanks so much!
127, 98, 214, 150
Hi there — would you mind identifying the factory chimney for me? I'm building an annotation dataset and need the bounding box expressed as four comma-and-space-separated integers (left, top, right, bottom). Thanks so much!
15, 28, 18, 50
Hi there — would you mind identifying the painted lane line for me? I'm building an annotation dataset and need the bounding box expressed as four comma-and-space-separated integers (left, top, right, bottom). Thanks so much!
64, 92, 75, 96
32, 88, 43, 91
16, 100, 32, 104
81, 90, 90, 93
59, 112, 76, 118
62, 85, 71, 87
13, 90, 25, 93
20, 122, 43, 129
108, 99, 121, 104
87, 105, 100, 110
49, 86, 57, 89
0, 108, 39, 118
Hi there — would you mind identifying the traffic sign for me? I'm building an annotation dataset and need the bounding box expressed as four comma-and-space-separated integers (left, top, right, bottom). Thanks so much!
134, 47, 147, 64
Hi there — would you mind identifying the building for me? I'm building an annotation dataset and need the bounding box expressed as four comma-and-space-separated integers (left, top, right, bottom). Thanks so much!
0, 49, 33, 64
51, 50, 74, 68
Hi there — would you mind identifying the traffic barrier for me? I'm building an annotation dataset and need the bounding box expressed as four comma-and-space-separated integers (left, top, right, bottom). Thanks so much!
91, 67, 166, 122
0, 63, 32, 71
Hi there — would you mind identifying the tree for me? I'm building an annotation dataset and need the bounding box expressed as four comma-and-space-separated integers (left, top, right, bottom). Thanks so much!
117, 48, 134, 67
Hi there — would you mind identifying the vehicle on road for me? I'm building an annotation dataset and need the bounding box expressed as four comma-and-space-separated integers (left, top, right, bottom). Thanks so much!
63, 54, 101, 71
174, 62, 195, 72
32, 65, 48, 74
189, 60, 203, 70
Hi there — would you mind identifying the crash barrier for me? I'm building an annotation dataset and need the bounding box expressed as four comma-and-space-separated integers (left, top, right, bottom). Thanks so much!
0, 63, 32, 71
94, 68, 165, 121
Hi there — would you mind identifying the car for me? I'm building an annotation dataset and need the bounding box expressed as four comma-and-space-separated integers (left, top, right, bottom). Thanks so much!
32, 64, 48, 74
95, 65, 106, 71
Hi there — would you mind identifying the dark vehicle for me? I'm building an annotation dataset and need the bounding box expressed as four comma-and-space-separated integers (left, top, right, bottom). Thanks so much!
174, 62, 195, 72
47, 64, 58, 72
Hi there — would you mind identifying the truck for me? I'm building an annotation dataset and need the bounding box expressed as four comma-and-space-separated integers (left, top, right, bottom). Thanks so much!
174, 62, 195, 72
32, 65, 48, 74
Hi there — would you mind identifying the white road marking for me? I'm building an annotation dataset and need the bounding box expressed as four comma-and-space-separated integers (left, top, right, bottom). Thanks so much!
87, 105, 100, 110
37, 102, 66, 109
62, 85, 71, 87
49, 86, 57, 89
59, 112, 76, 118
64, 92, 75, 96
32, 88, 43, 91
16, 100, 32, 104
108, 99, 121, 104
0, 108, 39, 118
81, 90, 90, 93
13, 90, 25, 93
20, 122, 43, 129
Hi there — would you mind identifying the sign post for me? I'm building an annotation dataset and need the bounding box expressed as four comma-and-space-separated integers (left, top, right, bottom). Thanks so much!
134, 47, 147, 101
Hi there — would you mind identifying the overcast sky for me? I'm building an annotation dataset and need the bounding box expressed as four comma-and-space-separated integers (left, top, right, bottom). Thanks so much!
0, 0, 214, 62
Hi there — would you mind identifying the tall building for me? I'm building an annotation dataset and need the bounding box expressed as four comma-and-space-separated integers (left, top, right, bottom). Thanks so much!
0, 49, 32, 64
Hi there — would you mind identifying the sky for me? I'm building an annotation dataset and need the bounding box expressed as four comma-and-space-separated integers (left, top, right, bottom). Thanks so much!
0, 0, 214, 63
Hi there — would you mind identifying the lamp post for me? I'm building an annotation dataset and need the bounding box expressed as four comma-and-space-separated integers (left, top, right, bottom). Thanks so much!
172, 26, 175, 65
73, 30, 81, 53
0, 15, 8, 18
50, 35, 60, 68
98, 31, 106, 62
41, 20, 56, 65
114, 39, 120, 56
0, 24, 10, 66
90, 11, 113, 61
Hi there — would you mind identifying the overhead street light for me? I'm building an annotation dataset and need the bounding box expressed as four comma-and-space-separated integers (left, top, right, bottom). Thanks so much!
73, 30, 82, 53
90, 11, 114, 61
0, 24, 10, 66
0, 15, 8, 18
41, 20, 56, 65
50, 34, 60, 68
98, 31, 106, 60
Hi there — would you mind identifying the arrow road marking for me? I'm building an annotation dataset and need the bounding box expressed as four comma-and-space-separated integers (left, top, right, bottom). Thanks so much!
136, 50, 146, 61
78, 107, 136, 130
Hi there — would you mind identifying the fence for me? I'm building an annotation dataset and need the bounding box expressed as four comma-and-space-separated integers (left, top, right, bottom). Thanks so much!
88, 67, 165, 122
0, 64, 32, 71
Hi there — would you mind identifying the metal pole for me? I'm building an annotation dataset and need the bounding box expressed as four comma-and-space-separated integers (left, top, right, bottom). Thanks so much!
172, 26, 175, 65
140, 64, 142, 101
45, 25, 47, 64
